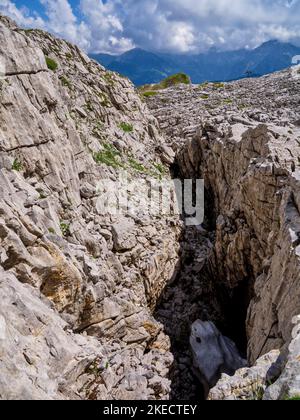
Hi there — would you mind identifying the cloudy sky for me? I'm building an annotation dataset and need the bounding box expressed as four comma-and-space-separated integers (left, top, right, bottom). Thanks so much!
0, 0, 300, 54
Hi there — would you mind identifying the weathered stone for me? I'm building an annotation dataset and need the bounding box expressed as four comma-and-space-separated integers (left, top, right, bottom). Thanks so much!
112, 218, 137, 252
147, 67, 300, 400
1, 10, 300, 401
208, 350, 281, 400
190, 321, 247, 394
0, 14, 180, 400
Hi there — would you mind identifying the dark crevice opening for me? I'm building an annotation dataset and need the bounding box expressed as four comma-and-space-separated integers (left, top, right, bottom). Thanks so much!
216, 279, 254, 357
154, 157, 253, 400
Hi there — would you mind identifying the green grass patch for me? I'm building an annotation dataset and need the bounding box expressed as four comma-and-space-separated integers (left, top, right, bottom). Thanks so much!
119, 122, 134, 133
12, 159, 22, 171
213, 82, 225, 89
153, 162, 167, 175
284, 395, 300, 401
23, 29, 35, 34
60, 222, 70, 237
198, 81, 209, 89
139, 73, 191, 93
60, 76, 72, 89
103, 72, 115, 86
159, 73, 191, 88
128, 157, 148, 173
39, 192, 48, 199
45, 56, 58, 72
93, 143, 123, 169
142, 91, 158, 98
223, 99, 233, 104
200, 94, 210, 100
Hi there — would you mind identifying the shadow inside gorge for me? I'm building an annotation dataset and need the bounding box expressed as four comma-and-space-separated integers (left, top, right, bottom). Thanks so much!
153, 225, 212, 401
153, 163, 250, 400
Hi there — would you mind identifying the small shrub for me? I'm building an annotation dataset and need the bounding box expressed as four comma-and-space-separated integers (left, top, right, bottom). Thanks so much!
85, 101, 94, 112
160, 73, 191, 88
200, 94, 210, 100
103, 72, 115, 86
48, 227, 56, 234
60, 222, 70, 237
139, 73, 191, 93
92, 121, 104, 137
119, 122, 134, 133
97, 92, 110, 107
39, 192, 47, 199
45, 56, 58, 72
223, 99, 233, 104
12, 159, 22, 171
60, 76, 72, 89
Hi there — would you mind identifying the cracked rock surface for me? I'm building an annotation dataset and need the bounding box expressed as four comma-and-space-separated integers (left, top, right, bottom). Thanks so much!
1, 11, 300, 401
147, 68, 300, 400
0, 15, 181, 400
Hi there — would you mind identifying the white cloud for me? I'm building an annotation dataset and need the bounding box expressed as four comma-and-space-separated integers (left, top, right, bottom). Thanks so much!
0, 0, 45, 27
79, 0, 134, 53
118, 0, 300, 52
1, 0, 300, 53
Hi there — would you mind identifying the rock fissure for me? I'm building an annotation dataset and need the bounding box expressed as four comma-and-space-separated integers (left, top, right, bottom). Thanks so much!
1, 139, 51, 153
4, 69, 48, 77
147, 72, 300, 400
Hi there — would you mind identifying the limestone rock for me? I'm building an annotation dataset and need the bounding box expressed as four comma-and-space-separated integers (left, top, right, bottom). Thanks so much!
0, 14, 180, 400
190, 321, 247, 394
147, 67, 300, 400
264, 316, 300, 400
2, 9, 300, 401
208, 350, 281, 400
0, 267, 102, 400
112, 218, 137, 252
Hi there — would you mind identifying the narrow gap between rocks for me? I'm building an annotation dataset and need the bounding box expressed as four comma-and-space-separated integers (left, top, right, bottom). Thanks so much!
153, 159, 252, 400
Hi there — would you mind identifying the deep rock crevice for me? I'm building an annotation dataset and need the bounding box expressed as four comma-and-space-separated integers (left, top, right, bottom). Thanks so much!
154, 155, 252, 400
148, 77, 300, 399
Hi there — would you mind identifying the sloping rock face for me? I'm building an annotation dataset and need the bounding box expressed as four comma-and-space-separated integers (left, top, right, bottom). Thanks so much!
0, 15, 182, 400
147, 69, 300, 399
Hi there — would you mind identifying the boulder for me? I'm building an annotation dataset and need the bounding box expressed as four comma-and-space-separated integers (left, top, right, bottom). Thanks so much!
190, 320, 247, 395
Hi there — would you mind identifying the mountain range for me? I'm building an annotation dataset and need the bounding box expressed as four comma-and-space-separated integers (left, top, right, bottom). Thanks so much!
91, 40, 300, 86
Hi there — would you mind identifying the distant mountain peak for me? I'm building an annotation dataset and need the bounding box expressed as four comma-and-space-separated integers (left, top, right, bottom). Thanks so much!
91, 41, 300, 86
